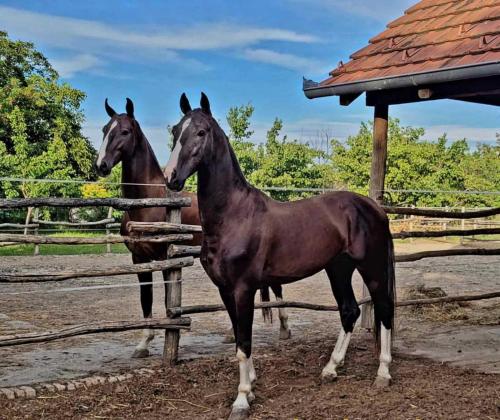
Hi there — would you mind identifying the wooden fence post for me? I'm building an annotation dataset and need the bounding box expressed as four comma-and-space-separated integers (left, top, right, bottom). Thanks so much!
106, 206, 113, 254
163, 204, 183, 366
24, 207, 33, 236
363, 104, 389, 330
32, 208, 40, 256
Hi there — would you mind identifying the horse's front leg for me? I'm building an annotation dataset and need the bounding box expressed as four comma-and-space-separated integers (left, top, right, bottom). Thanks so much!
229, 286, 256, 420
132, 270, 154, 358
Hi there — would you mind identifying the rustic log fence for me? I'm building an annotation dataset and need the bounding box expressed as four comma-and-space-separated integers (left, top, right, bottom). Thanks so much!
0, 198, 499, 368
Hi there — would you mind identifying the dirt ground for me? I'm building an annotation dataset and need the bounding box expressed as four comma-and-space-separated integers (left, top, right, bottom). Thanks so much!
0, 239, 499, 418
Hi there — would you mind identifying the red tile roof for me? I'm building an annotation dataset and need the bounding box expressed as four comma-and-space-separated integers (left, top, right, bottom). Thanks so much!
320, 0, 500, 88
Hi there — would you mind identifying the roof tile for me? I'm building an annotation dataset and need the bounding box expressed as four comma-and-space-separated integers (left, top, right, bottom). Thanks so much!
322, 0, 500, 87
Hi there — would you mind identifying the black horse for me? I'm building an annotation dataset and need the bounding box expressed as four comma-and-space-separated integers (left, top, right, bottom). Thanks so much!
164, 93, 395, 419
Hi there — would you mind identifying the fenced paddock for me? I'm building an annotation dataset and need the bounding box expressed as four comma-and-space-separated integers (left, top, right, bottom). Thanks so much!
0, 197, 499, 418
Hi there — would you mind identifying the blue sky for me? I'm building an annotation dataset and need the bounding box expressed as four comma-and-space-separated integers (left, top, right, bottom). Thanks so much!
0, 0, 498, 164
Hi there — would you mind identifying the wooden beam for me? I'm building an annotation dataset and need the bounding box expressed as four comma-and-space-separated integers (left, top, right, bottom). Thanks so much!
366, 75, 500, 106
0, 197, 191, 210
339, 93, 362, 106
0, 257, 194, 282
164, 207, 183, 366
383, 206, 500, 218
364, 104, 389, 329
369, 104, 389, 205
0, 318, 191, 348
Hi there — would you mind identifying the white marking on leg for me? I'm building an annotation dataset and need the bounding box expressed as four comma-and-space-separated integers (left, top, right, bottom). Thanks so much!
135, 316, 155, 352
321, 327, 352, 379
232, 348, 253, 411
377, 324, 392, 380
96, 120, 117, 166
164, 117, 191, 181
248, 355, 257, 385
277, 297, 291, 339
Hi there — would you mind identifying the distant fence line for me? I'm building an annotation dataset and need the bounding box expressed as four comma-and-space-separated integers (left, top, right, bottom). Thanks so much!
1, 176, 499, 196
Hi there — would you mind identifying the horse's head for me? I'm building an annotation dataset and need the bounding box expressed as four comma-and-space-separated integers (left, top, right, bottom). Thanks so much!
164, 92, 214, 191
95, 98, 138, 176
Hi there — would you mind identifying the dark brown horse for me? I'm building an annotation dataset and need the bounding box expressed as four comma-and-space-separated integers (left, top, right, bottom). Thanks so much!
95, 98, 201, 358
95, 99, 290, 357
164, 93, 395, 419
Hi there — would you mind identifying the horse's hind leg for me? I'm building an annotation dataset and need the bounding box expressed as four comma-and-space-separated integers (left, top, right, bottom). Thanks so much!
358, 256, 395, 388
271, 284, 291, 340
132, 269, 154, 358
321, 254, 358, 382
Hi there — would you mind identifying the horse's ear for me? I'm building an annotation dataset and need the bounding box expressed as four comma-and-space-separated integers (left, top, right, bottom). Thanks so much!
200, 92, 211, 115
180, 93, 192, 115
105, 98, 117, 117
125, 98, 134, 118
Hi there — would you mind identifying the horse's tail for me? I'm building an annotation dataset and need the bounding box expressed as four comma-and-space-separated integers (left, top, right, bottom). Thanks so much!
374, 234, 396, 342
260, 287, 273, 324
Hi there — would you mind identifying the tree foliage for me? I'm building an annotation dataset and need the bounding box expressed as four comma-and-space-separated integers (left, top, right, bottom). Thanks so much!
0, 31, 96, 198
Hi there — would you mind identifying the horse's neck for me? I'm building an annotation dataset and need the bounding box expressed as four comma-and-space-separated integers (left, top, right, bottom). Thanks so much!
197, 130, 252, 230
121, 133, 166, 199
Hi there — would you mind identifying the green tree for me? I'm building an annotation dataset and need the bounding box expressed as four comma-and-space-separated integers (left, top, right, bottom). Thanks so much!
329, 118, 499, 207
250, 118, 325, 201
226, 103, 261, 176
0, 31, 96, 199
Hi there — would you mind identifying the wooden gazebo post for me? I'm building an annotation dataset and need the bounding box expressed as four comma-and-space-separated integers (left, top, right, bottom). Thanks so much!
361, 104, 389, 329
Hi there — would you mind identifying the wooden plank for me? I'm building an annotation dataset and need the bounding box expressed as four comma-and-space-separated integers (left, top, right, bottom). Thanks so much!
396, 248, 500, 262
0, 318, 191, 348
393, 227, 500, 239
164, 207, 183, 366
32, 218, 115, 226
0, 233, 193, 245
0, 256, 194, 283
127, 221, 202, 234
363, 104, 389, 329
383, 206, 500, 218
168, 245, 202, 258
0, 197, 191, 210
167, 291, 500, 317
0, 223, 39, 229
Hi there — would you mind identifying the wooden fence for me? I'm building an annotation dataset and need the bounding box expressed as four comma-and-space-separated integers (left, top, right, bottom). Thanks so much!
0, 198, 499, 367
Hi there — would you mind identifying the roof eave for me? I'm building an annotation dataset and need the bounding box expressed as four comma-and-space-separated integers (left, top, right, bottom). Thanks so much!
303, 62, 500, 100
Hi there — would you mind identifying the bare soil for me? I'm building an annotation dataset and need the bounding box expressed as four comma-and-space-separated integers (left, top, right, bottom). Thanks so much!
0, 239, 499, 418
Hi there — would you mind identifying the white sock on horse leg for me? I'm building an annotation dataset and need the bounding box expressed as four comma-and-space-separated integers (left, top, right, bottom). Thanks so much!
321, 328, 352, 378
233, 348, 254, 410
135, 316, 154, 352
377, 325, 392, 379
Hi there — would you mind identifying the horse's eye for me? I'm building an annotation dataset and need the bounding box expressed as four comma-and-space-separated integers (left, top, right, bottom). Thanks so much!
197, 130, 206, 137
121, 130, 130, 136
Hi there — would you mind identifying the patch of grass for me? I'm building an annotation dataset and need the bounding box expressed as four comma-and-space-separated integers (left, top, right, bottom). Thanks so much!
0, 230, 128, 256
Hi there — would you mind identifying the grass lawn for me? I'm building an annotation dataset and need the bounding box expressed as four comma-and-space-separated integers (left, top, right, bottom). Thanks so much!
0, 231, 129, 256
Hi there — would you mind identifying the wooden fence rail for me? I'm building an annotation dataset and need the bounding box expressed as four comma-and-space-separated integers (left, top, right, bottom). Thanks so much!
393, 227, 500, 239
383, 206, 500, 218
167, 291, 500, 317
0, 197, 191, 210
0, 233, 193, 245
0, 256, 194, 283
0, 318, 191, 348
32, 218, 114, 227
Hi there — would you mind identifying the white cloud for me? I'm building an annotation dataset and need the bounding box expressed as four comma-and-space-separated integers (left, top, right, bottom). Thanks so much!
242, 48, 328, 73
288, 0, 416, 22
50, 54, 103, 78
423, 125, 499, 144
0, 6, 317, 53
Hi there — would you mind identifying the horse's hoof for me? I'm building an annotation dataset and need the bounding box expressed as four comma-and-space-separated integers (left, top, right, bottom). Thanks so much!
373, 376, 391, 388
279, 328, 291, 340
228, 407, 250, 420
131, 348, 150, 358
320, 371, 338, 383
222, 334, 236, 344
